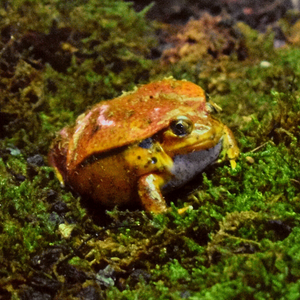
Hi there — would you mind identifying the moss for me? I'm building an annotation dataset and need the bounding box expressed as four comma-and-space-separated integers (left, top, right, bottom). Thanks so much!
1, 0, 300, 299
0, 156, 58, 271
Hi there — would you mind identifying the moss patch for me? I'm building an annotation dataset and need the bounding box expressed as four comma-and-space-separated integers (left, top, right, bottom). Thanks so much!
1, 1, 300, 299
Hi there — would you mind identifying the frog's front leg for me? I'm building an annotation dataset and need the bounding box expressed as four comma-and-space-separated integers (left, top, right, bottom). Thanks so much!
219, 125, 240, 168
138, 174, 168, 213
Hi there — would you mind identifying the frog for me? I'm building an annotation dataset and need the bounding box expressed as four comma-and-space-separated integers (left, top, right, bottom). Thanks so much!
48, 78, 239, 213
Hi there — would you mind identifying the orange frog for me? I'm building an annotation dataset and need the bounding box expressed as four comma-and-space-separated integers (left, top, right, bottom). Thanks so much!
48, 78, 239, 213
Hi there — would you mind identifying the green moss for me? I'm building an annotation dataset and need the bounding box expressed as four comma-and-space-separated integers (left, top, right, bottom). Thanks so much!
1, 0, 300, 298
0, 157, 57, 269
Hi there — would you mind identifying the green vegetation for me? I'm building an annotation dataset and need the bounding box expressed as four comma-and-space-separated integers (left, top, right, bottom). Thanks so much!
1, 0, 300, 298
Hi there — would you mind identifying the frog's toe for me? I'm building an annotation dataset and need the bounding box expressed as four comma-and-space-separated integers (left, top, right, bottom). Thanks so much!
230, 159, 237, 169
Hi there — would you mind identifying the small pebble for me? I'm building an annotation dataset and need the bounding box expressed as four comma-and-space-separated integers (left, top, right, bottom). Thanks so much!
260, 61, 271, 68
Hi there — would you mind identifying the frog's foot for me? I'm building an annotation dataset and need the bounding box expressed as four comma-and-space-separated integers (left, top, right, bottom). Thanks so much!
219, 125, 239, 169
138, 174, 168, 214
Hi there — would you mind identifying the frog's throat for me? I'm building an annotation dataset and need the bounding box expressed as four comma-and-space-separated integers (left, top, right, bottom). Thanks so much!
162, 141, 222, 193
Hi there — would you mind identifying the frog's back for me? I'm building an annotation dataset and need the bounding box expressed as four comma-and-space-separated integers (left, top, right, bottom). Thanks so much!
66, 78, 207, 170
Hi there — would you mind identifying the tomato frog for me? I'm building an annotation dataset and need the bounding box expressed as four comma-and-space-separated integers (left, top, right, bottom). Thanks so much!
48, 78, 239, 213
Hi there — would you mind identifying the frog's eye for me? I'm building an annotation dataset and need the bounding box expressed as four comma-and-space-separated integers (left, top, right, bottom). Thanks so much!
170, 117, 193, 137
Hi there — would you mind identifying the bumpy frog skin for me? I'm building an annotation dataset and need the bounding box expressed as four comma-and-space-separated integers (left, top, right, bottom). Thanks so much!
48, 78, 239, 213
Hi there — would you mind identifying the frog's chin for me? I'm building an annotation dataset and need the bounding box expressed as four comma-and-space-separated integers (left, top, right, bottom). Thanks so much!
162, 141, 222, 194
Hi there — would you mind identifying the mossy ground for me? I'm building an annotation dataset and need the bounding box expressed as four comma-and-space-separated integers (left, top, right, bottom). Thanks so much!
1, 0, 300, 299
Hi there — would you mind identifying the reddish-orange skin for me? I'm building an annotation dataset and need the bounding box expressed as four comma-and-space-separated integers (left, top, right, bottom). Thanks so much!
49, 78, 239, 213
67, 80, 206, 170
